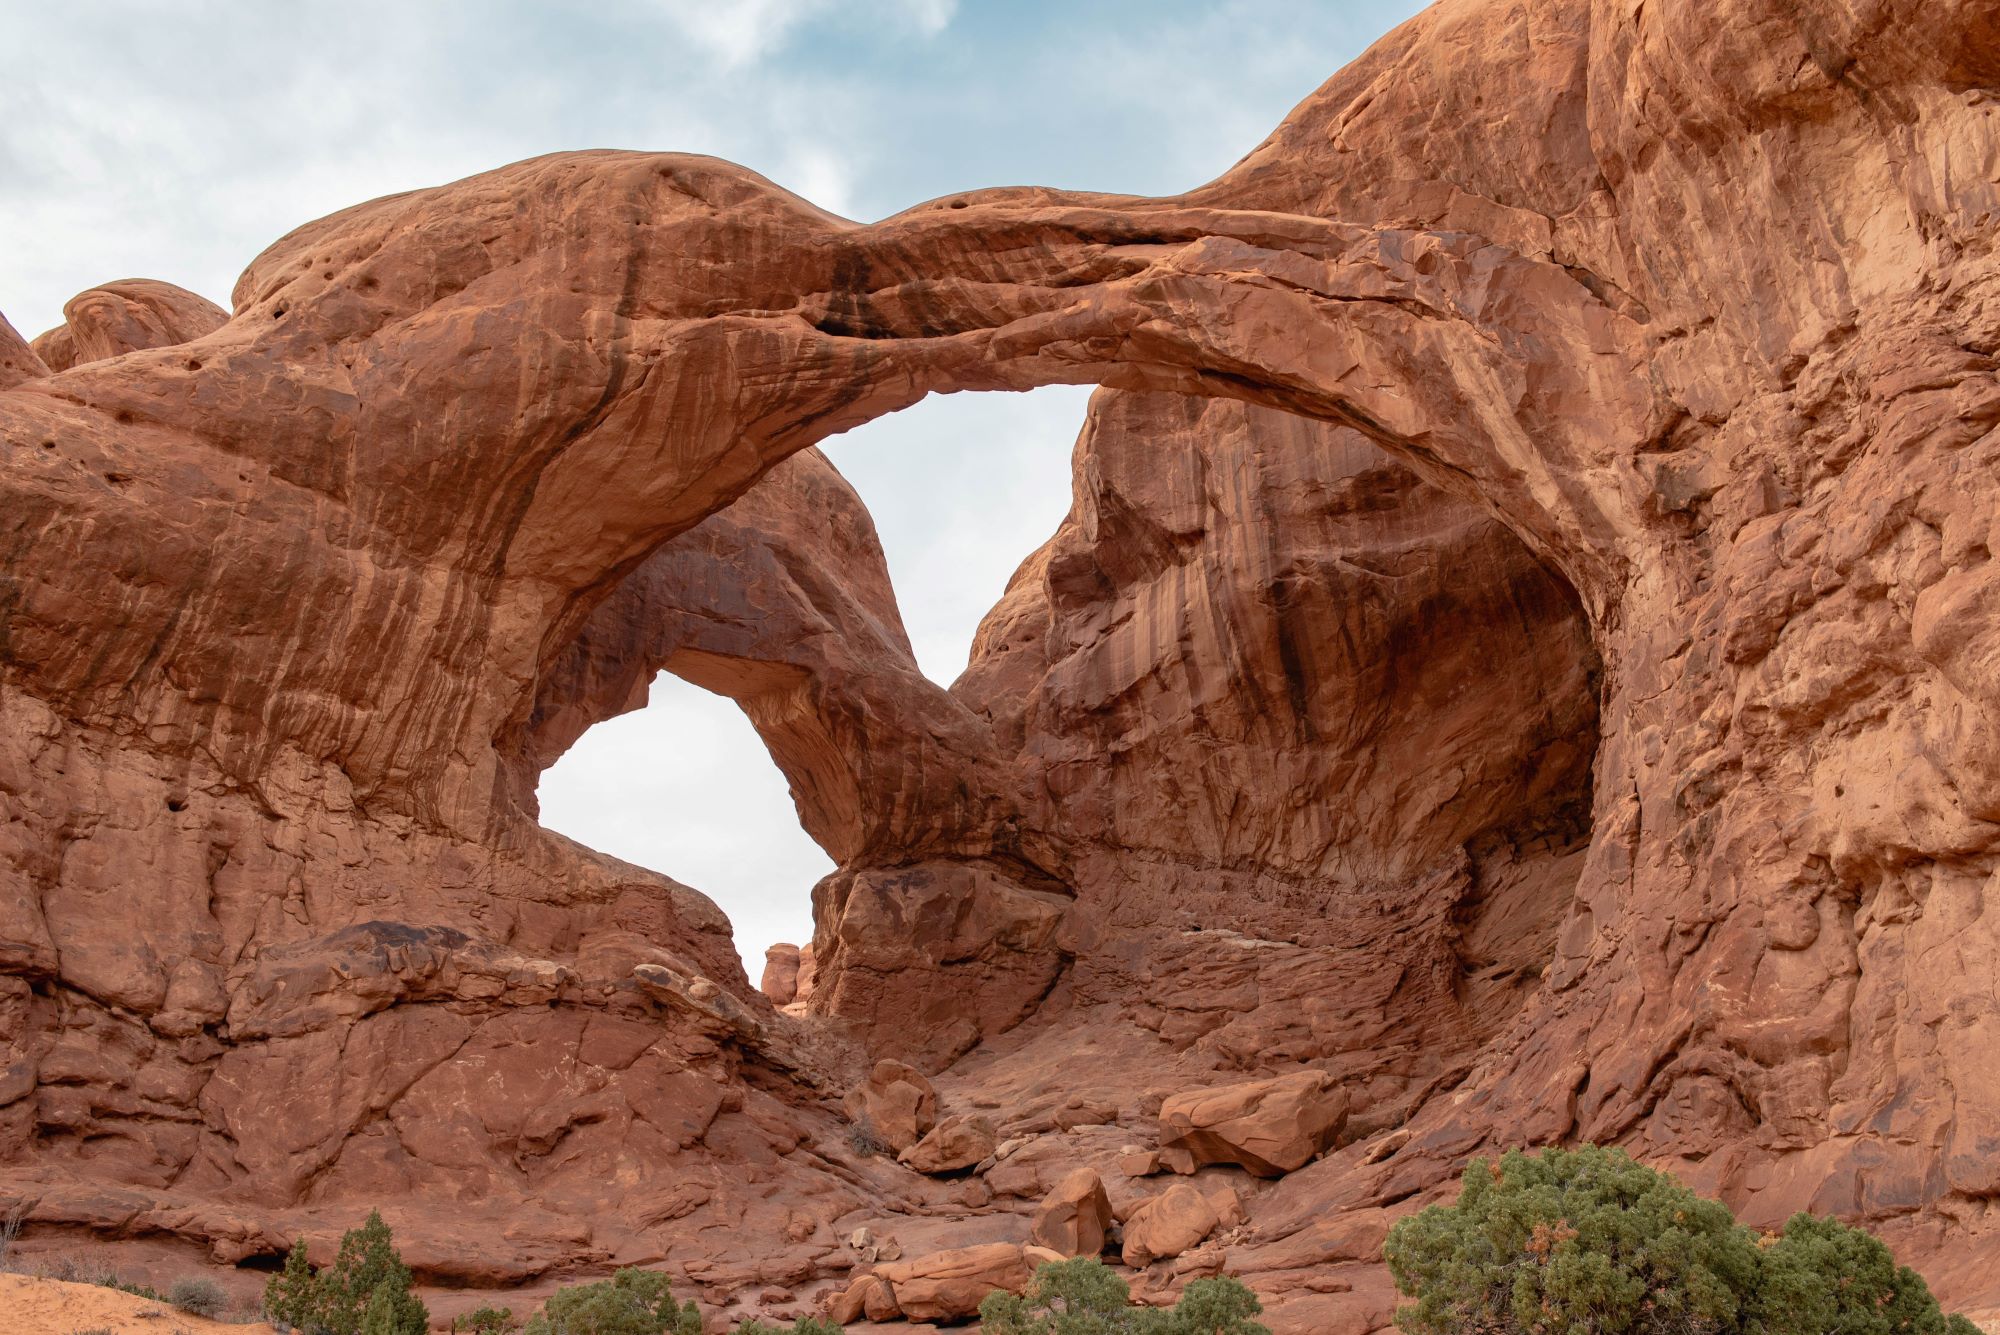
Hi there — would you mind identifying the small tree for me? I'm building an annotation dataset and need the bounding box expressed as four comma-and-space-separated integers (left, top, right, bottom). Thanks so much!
260, 1212, 429, 1335
266, 1237, 321, 1331
980, 1256, 1133, 1335
522, 1268, 702, 1335
1384, 1145, 1980, 1335
316, 1212, 428, 1335
1751, 1212, 1980, 1335
360, 1280, 405, 1335
1142, 1276, 1268, 1335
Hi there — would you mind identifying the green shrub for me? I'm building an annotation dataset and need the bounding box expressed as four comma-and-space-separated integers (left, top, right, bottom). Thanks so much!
169, 1274, 229, 1318
522, 1268, 702, 1335
733, 1319, 844, 1334
361, 1278, 420, 1335
1750, 1211, 1981, 1335
456, 1303, 521, 1333
266, 1236, 319, 1330
979, 1257, 1269, 1335
260, 1211, 429, 1335
1147, 1276, 1270, 1335
1383, 1145, 1980, 1335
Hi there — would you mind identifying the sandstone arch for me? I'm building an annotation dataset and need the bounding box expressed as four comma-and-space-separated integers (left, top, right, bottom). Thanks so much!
6, 0, 2000, 1318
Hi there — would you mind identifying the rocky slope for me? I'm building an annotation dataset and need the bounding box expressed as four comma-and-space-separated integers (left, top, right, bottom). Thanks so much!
5, 0, 2000, 1328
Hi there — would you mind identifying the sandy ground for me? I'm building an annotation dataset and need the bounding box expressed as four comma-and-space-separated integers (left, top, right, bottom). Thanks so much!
0, 1272, 279, 1335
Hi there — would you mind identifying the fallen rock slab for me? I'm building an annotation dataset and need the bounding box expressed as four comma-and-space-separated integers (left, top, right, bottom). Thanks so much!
1157, 1071, 1347, 1176
1029, 1167, 1114, 1258
899, 1113, 996, 1175
844, 1059, 939, 1153
832, 1241, 1065, 1324
1122, 1182, 1222, 1267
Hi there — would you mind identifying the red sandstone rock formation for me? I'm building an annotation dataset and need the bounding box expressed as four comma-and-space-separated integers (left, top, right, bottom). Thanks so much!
760, 945, 802, 1005
1156, 1072, 1348, 1178
1121, 1183, 1223, 1268
30, 279, 227, 373
6, 0, 2000, 1328
1029, 1167, 1114, 1258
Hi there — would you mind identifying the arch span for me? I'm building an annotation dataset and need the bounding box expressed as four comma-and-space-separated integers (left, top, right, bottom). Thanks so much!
9, 0, 2000, 1303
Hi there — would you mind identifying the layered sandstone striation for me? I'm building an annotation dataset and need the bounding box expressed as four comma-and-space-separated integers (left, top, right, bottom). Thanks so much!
5, 0, 2000, 1328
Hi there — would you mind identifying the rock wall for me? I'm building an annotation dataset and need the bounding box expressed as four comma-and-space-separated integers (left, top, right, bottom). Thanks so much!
6, 0, 2000, 1324
952, 388, 1599, 1112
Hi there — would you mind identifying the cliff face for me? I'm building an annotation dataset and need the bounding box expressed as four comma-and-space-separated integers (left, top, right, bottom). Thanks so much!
953, 388, 1599, 1099
6, 0, 2000, 1326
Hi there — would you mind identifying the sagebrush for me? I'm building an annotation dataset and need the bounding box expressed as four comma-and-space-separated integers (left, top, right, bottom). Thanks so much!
169, 1274, 228, 1318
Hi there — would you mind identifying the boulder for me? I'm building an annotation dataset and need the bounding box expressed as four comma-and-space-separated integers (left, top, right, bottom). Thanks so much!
827, 1272, 896, 1325
760, 943, 802, 1004
1121, 1182, 1222, 1267
1157, 1071, 1347, 1176
1029, 1167, 1114, 1258
1118, 1146, 1160, 1177
843, 1059, 938, 1153
838, 1241, 1064, 1323
899, 1113, 997, 1175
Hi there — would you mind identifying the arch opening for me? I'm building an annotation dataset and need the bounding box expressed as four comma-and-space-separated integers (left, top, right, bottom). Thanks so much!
520, 370, 1605, 1076
535, 670, 831, 980
526, 385, 1101, 999
818, 384, 1098, 686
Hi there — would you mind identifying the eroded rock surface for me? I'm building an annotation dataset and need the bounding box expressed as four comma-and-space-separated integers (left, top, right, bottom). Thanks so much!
1156, 1072, 1348, 1178
7, 0, 2000, 1327
1029, 1167, 1114, 1259
835, 1241, 1064, 1324
30, 279, 227, 373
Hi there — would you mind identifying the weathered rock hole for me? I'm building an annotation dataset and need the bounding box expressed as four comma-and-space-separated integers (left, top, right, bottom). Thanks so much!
535, 670, 831, 980
817, 385, 1093, 685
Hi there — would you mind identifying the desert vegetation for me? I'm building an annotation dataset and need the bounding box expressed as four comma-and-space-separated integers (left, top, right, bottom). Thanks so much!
979, 1256, 1269, 1334
264, 1211, 428, 1335
1385, 1146, 1980, 1335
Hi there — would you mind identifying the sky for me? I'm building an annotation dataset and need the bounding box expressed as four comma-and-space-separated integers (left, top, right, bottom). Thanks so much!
1, 0, 1428, 977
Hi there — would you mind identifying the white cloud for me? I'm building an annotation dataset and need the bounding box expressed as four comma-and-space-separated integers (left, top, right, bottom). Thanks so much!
654, 0, 830, 69
776, 144, 861, 218
900, 0, 959, 36
649, 0, 957, 70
